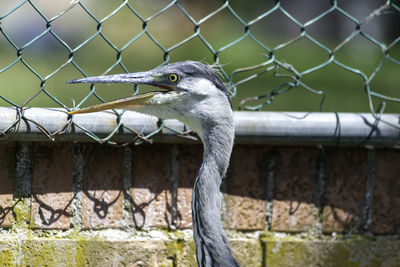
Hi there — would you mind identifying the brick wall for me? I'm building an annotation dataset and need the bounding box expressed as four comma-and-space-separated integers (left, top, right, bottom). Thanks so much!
0, 141, 400, 266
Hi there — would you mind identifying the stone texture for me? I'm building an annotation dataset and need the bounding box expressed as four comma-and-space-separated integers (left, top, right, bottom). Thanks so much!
175, 238, 197, 266
30, 143, 74, 229
224, 145, 269, 230
75, 240, 174, 267
21, 239, 77, 267
175, 236, 263, 267
0, 238, 18, 264
2, 233, 400, 267
0, 143, 15, 228
271, 147, 317, 232
322, 148, 367, 233
19, 239, 174, 267
82, 143, 124, 229
264, 237, 400, 267
231, 238, 263, 267
176, 144, 203, 229
371, 148, 400, 234
131, 144, 172, 228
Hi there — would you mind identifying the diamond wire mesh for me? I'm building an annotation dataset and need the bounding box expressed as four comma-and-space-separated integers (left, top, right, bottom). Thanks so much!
0, 0, 399, 144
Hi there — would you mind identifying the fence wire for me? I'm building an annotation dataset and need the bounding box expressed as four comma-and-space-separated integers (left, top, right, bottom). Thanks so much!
0, 0, 399, 144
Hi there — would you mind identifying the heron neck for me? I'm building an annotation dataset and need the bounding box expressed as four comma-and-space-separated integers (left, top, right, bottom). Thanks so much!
192, 122, 239, 266
201, 122, 234, 178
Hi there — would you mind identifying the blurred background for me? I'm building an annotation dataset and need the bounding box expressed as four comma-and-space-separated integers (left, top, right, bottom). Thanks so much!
0, 0, 399, 113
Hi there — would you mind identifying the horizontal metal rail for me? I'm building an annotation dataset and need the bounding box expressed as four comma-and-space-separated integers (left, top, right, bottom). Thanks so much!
0, 107, 399, 146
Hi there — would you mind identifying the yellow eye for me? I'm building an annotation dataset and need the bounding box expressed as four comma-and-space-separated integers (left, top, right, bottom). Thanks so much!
168, 73, 179, 83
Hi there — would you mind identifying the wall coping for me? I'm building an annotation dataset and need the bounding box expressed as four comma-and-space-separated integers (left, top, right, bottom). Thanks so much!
0, 107, 399, 146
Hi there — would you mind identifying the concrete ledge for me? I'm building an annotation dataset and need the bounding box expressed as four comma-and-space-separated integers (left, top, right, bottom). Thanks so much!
264, 236, 400, 267
1, 230, 399, 266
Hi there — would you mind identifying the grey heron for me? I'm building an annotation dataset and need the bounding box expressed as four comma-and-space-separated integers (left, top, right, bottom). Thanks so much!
66, 61, 240, 267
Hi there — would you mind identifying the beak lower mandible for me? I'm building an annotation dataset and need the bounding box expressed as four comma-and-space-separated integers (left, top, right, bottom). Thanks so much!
67, 92, 159, 115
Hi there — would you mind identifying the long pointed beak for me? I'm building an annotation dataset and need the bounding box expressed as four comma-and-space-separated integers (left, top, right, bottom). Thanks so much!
66, 71, 166, 115
66, 72, 152, 85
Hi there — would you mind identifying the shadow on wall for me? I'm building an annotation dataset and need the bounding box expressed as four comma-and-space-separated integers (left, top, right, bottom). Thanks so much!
0, 142, 399, 235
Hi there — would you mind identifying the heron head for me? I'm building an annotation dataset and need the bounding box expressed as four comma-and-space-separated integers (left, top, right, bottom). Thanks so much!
66, 61, 232, 134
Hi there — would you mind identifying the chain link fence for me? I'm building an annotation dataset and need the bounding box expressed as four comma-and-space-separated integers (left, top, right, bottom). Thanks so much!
0, 0, 399, 144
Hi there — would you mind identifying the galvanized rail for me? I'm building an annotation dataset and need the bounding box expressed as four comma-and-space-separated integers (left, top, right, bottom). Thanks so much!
0, 107, 399, 146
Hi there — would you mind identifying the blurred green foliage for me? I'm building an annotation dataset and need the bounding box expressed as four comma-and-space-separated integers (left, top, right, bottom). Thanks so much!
0, 0, 399, 113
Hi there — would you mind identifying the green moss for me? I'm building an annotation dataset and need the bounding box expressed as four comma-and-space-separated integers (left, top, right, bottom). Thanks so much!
165, 240, 177, 257
1, 228, 399, 266
175, 239, 185, 254
0, 249, 15, 266
175, 239, 197, 266
159, 230, 197, 266
12, 199, 31, 228
22, 241, 57, 266
162, 231, 186, 258
261, 235, 400, 267
18, 233, 93, 266
75, 239, 90, 267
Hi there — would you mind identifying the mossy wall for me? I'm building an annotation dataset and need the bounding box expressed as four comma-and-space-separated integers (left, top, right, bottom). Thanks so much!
0, 230, 400, 266
1, 142, 399, 266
